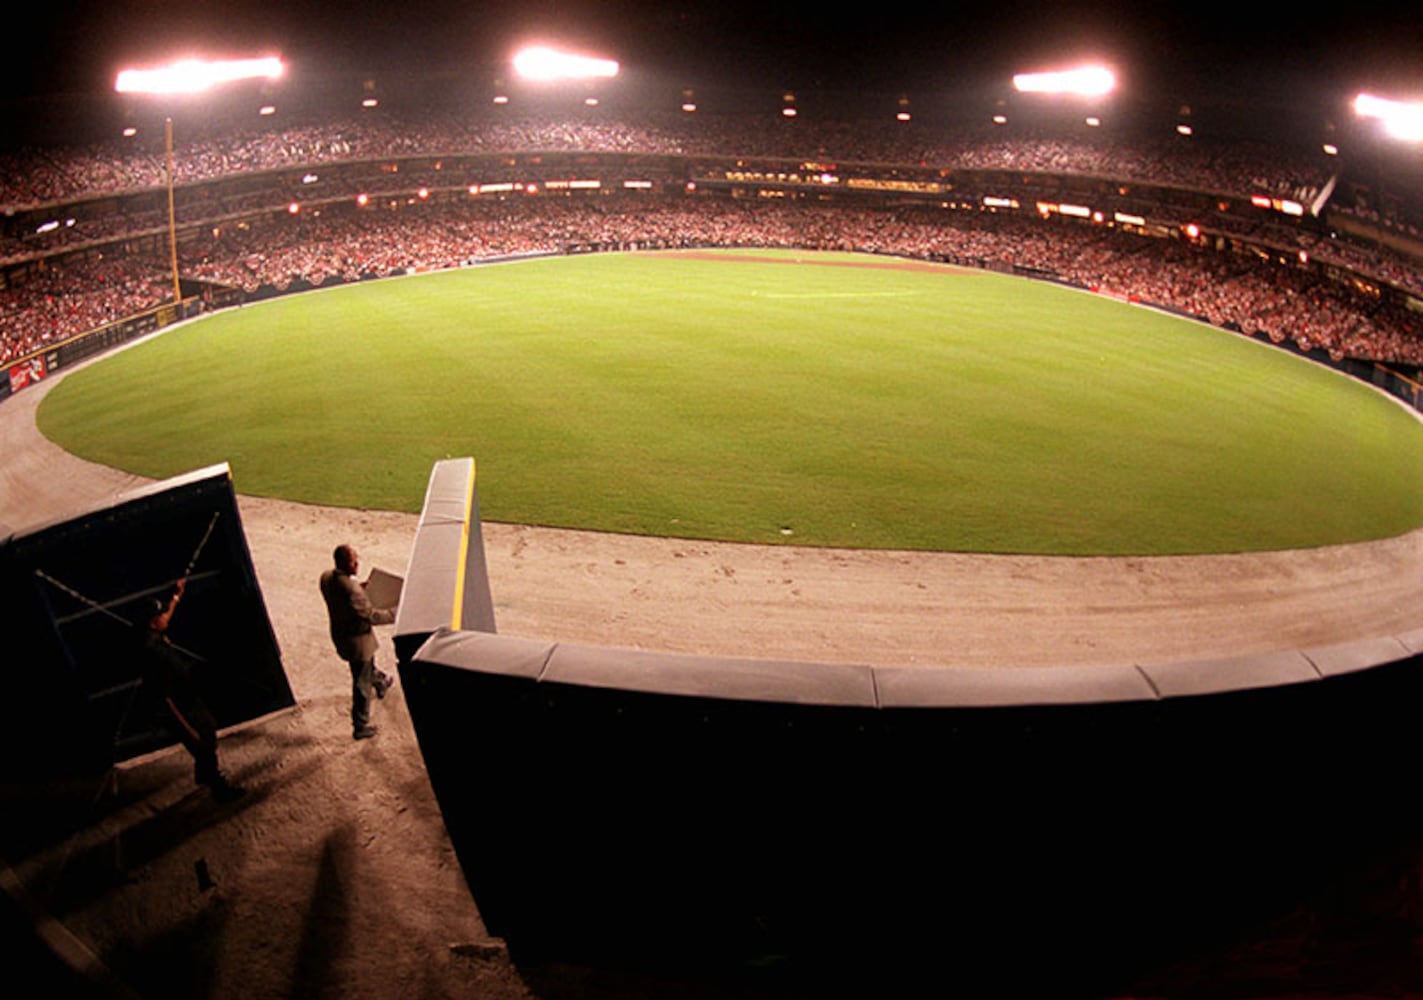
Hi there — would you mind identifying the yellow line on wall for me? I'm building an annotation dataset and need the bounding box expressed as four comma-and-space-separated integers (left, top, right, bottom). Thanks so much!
450, 459, 476, 630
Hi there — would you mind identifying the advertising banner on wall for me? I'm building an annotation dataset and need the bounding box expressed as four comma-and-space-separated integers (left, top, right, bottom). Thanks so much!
8, 355, 45, 393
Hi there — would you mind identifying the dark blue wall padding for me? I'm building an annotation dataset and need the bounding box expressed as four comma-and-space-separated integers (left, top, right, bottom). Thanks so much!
394, 458, 1423, 989
0, 464, 292, 777
403, 629, 1423, 987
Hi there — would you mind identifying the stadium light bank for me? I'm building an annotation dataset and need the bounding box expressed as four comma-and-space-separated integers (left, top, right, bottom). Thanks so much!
1012, 65, 1116, 97
1354, 92, 1423, 142
114, 56, 287, 304
512, 46, 619, 82
115, 55, 285, 95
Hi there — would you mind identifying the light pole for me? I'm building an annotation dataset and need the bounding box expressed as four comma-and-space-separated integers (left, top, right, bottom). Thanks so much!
163, 116, 180, 304
115, 56, 285, 305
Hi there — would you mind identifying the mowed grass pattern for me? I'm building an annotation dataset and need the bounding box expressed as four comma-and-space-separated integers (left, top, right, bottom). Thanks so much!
38, 250, 1423, 554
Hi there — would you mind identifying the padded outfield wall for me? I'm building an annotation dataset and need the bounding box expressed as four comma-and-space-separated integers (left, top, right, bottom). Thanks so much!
0, 463, 292, 780
396, 459, 1423, 988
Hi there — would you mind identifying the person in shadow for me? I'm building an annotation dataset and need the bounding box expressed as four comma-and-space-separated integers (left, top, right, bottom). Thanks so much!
139, 577, 246, 802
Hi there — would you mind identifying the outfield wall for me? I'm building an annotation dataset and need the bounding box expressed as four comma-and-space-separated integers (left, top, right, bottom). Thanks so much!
2, 297, 202, 405
395, 458, 1423, 988
0, 463, 291, 777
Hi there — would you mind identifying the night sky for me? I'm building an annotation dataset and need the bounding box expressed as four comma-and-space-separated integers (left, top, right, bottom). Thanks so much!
9, 1, 1421, 116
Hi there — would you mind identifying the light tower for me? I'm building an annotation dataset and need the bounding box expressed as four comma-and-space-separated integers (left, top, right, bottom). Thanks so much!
114, 56, 286, 305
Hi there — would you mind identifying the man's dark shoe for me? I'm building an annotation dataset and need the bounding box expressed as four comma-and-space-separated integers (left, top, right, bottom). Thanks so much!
374, 673, 395, 699
208, 774, 246, 803
354, 725, 379, 740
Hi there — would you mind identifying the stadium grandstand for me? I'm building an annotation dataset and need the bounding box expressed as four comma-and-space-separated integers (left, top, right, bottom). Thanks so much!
8, 23, 1423, 995
3, 94, 1423, 395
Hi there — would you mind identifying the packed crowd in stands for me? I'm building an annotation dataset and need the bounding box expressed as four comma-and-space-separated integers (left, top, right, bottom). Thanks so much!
6, 108, 1422, 303
0, 256, 170, 363
0, 110, 1338, 213
0, 106, 1418, 372
4, 197, 1421, 371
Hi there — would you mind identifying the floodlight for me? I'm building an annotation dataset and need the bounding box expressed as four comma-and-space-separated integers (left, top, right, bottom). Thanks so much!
1354, 92, 1423, 142
1012, 65, 1115, 97
111, 55, 284, 308
512, 47, 618, 81
115, 56, 284, 95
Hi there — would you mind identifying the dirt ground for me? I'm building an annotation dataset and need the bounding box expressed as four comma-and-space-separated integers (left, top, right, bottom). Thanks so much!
6, 358, 1423, 998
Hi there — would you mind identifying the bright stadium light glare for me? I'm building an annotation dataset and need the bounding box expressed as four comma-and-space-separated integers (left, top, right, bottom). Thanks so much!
114, 55, 284, 306
512, 46, 619, 81
1354, 92, 1423, 142
1012, 65, 1116, 97
115, 56, 284, 94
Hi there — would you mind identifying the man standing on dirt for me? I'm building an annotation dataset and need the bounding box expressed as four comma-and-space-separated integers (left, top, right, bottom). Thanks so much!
319, 544, 396, 740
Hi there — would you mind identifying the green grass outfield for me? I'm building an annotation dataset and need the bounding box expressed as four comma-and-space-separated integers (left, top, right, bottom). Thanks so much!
36, 249, 1423, 555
